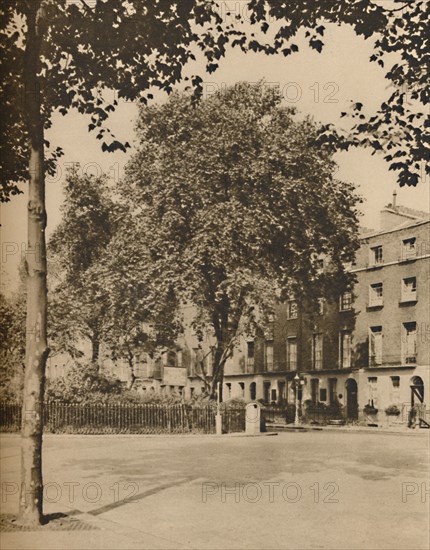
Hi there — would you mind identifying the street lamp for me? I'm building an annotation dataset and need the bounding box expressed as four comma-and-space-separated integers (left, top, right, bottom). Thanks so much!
294, 374, 304, 426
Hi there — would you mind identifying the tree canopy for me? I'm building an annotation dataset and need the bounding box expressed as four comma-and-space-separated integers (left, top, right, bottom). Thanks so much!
119, 82, 361, 395
1, 0, 428, 202
48, 169, 180, 375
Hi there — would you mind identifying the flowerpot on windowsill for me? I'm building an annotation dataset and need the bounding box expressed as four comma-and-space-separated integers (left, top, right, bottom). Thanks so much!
363, 404, 379, 426
385, 405, 401, 426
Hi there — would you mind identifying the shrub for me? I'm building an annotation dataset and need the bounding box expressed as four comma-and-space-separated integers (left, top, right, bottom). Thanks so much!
363, 403, 378, 415
46, 362, 139, 405
385, 404, 401, 416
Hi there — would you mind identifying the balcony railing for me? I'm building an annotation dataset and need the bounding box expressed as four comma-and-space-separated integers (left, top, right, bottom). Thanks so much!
368, 354, 418, 367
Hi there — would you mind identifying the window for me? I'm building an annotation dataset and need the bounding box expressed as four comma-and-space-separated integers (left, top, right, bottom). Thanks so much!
265, 341, 274, 370
239, 382, 245, 398
263, 381, 271, 404
367, 377, 378, 408
340, 331, 352, 369
270, 389, 277, 403
402, 237, 416, 260
370, 245, 383, 265
401, 277, 417, 301
311, 379, 319, 404
312, 334, 323, 370
402, 322, 417, 364
369, 282, 383, 307
250, 382, 257, 401
246, 341, 255, 371
340, 291, 353, 311
278, 381, 286, 403
390, 376, 400, 403
226, 383, 232, 399
320, 388, 327, 402
328, 378, 338, 405
286, 338, 297, 370
287, 300, 298, 319
369, 326, 382, 366
166, 350, 177, 367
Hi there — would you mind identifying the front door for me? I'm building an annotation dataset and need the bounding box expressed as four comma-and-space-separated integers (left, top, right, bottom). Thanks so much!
345, 379, 358, 420
410, 376, 424, 405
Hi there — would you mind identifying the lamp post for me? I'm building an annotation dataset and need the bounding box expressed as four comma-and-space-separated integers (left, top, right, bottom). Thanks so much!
215, 381, 222, 435
294, 374, 304, 426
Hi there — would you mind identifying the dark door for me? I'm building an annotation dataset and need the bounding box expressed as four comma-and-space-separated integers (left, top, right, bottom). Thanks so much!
345, 379, 358, 420
410, 376, 424, 405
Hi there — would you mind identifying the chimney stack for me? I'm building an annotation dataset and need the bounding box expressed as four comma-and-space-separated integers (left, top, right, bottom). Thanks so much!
392, 190, 397, 209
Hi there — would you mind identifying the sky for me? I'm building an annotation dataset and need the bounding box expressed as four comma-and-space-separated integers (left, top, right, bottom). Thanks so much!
1, 16, 429, 294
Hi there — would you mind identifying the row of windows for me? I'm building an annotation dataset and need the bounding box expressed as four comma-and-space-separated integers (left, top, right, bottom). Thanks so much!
369, 322, 417, 366
367, 376, 400, 408
369, 236, 420, 266
248, 320, 419, 372
368, 277, 417, 306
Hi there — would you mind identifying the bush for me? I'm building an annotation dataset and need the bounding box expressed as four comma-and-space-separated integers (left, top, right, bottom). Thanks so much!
46, 362, 140, 405
304, 401, 328, 414
385, 404, 401, 416
363, 403, 378, 415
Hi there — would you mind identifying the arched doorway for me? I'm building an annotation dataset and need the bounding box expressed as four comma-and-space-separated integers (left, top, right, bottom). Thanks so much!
410, 376, 424, 405
345, 379, 358, 420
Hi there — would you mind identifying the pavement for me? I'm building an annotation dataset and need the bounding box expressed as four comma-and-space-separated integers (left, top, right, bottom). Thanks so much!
1, 431, 429, 550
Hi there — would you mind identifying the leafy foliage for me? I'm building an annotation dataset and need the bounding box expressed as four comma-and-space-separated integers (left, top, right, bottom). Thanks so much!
121, 82, 361, 396
0, 291, 26, 401
1, 0, 427, 202
48, 168, 179, 371
0, 0, 241, 201
240, 0, 429, 186
48, 169, 117, 362
45, 362, 133, 404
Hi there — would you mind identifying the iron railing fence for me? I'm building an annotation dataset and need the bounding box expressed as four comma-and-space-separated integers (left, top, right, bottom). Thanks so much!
0, 402, 246, 435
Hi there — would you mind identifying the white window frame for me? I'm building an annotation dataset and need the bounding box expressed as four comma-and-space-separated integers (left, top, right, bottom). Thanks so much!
286, 337, 297, 371
370, 244, 383, 266
369, 282, 383, 307
339, 291, 353, 311
369, 326, 383, 366
401, 237, 417, 260
339, 330, 352, 369
402, 322, 417, 364
265, 340, 274, 370
401, 277, 417, 302
287, 300, 298, 319
312, 333, 323, 370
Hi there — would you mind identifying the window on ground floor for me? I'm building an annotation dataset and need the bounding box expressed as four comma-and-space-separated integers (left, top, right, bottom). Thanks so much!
311, 379, 319, 405
367, 377, 378, 408
263, 381, 271, 404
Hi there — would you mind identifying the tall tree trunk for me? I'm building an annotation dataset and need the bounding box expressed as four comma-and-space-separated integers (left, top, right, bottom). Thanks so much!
19, 3, 48, 527
91, 335, 100, 365
126, 348, 136, 389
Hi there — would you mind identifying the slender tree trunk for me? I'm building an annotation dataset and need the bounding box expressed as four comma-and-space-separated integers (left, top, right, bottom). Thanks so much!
19, 2, 48, 527
91, 336, 100, 365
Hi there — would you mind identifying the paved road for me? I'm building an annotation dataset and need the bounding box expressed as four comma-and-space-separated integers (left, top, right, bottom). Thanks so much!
1, 431, 429, 549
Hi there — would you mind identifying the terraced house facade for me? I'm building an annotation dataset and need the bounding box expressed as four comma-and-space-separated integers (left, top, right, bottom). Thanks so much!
216, 198, 429, 424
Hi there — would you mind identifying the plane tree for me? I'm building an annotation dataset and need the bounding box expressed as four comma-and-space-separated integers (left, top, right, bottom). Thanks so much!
120, 82, 362, 398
